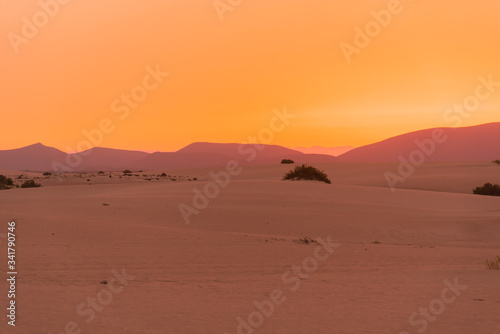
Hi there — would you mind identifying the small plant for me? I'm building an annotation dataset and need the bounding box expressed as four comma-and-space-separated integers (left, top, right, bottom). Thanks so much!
281, 159, 295, 164
297, 237, 320, 245
43, 172, 52, 176
0, 175, 14, 190
283, 164, 331, 184
473, 183, 500, 196
123, 170, 132, 174
493, 160, 500, 165
98, 171, 105, 174
160, 172, 167, 177
485, 256, 500, 270
372, 241, 381, 244
102, 203, 110, 206
21, 180, 41, 188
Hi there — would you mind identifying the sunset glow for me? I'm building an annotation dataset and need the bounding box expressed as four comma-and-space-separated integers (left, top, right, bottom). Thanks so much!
1, 0, 499, 152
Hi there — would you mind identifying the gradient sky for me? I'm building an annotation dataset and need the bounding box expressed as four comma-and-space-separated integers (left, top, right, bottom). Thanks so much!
1, 0, 499, 152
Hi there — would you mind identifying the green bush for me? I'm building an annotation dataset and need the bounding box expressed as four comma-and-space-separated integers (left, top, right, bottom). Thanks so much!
21, 180, 41, 188
281, 159, 295, 164
283, 164, 331, 184
473, 183, 500, 196
0, 175, 14, 190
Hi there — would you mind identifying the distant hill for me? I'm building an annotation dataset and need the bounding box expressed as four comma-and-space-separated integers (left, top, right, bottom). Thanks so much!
0, 143, 67, 171
0, 142, 336, 172
337, 122, 500, 162
74, 147, 149, 171
176, 142, 337, 165
3, 122, 498, 171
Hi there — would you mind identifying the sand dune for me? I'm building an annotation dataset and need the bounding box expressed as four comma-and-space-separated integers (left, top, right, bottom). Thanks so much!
0, 162, 499, 333
338, 122, 500, 162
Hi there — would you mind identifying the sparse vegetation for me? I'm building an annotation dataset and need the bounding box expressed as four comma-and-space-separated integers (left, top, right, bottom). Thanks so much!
281, 159, 294, 164
297, 237, 320, 245
473, 183, 500, 196
485, 256, 500, 270
283, 164, 331, 184
0, 175, 14, 190
21, 180, 41, 188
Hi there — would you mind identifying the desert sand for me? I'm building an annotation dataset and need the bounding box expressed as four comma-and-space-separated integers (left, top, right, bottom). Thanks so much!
0, 162, 499, 333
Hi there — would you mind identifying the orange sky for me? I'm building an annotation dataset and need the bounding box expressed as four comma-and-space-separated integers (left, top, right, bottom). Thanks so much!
1, 0, 499, 152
